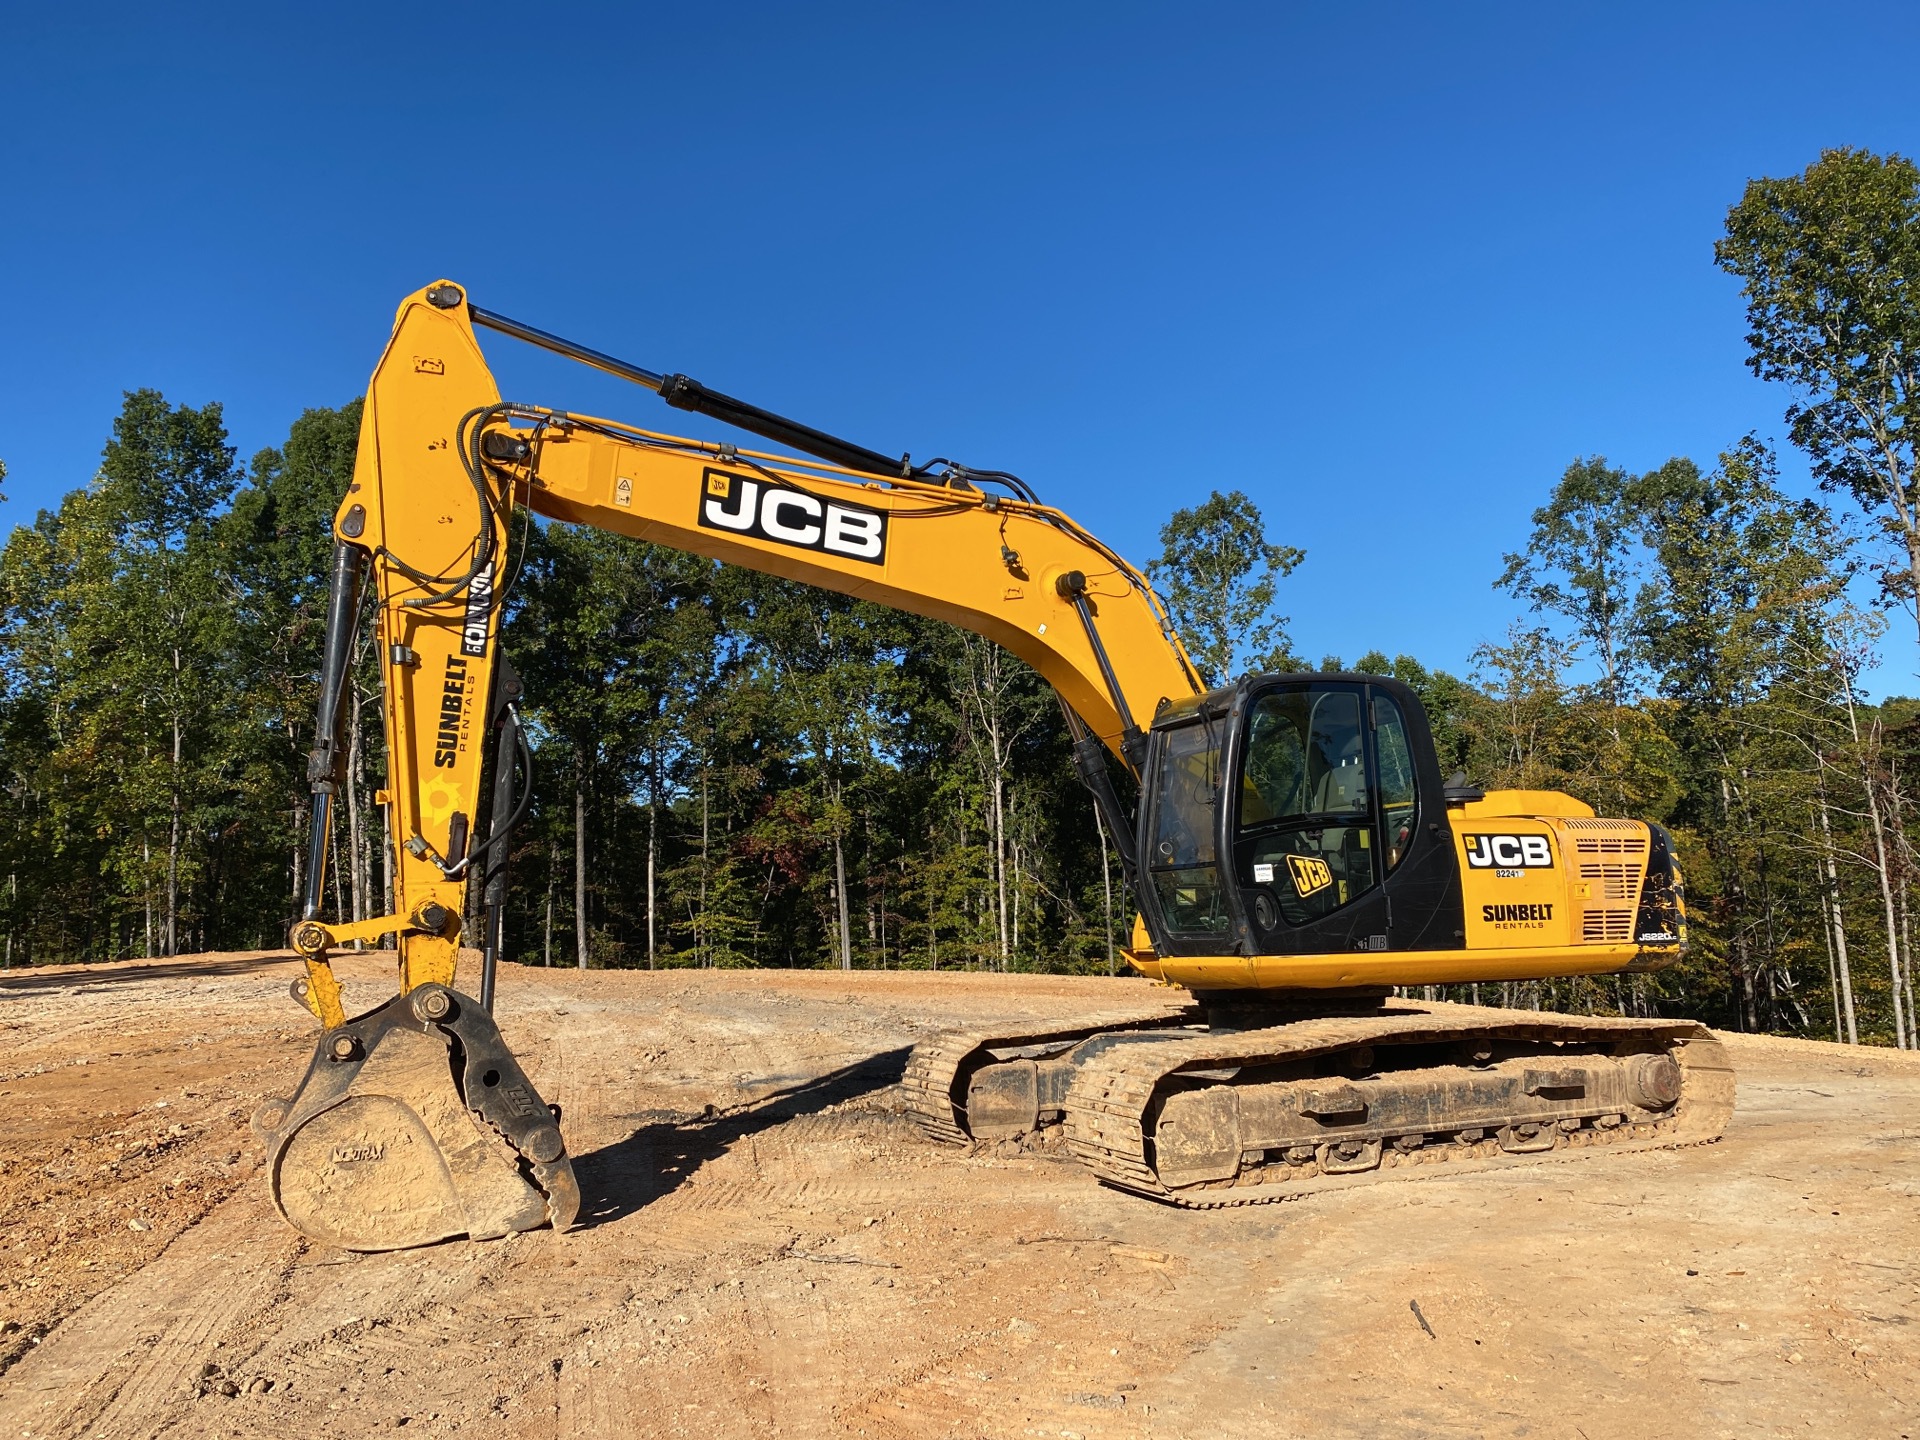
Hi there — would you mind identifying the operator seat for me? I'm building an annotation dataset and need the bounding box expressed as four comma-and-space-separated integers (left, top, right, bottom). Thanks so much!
1312, 735, 1368, 814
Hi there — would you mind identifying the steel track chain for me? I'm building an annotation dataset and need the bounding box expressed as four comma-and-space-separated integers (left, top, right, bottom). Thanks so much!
900, 1004, 1197, 1146
1062, 1001, 1737, 1209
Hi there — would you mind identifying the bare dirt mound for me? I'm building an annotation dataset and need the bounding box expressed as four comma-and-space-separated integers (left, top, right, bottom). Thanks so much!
2, 953, 1916, 1439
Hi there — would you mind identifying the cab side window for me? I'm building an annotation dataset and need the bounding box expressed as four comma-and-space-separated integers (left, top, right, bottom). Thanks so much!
1234, 687, 1376, 926
1241, 689, 1368, 821
1373, 694, 1418, 872
1147, 722, 1230, 936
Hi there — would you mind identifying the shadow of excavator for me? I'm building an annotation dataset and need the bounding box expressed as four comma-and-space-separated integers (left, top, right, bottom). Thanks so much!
568, 1045, 914, 1228
0, 952, 311, 993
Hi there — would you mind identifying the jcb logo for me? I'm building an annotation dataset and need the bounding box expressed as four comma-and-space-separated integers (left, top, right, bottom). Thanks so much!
1463, 833, 1554, 870
697, 469, 887, 565
1287, 854, 1333, 897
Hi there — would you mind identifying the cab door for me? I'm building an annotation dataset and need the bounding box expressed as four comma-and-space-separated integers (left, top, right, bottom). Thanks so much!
1227, 680, 1458, 957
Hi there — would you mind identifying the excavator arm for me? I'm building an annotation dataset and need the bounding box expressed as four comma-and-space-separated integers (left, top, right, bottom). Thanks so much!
303, 280, 1202, 1019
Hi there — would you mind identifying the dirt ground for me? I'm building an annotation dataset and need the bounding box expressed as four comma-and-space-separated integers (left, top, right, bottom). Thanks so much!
0, 953, 1916, 1440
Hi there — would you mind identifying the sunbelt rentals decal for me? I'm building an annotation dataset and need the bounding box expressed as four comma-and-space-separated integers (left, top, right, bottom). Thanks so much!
434, 655, 471, 769
696, 469, 887, 565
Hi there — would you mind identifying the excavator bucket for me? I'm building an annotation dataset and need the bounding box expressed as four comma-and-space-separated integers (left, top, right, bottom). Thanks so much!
252, 984, 578, 1251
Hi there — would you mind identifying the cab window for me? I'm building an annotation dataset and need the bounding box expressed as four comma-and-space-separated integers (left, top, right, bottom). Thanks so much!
1239, 689, 1368, 823
1373, 693, 1417, 872
1147, 722, 1230, 936
1234, 686, 1377, 927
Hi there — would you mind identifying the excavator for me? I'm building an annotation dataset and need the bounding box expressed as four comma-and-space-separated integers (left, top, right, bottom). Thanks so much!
253, 280, 1733, 1250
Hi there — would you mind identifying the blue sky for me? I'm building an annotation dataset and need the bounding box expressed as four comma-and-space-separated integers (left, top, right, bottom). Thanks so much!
5, 3, 1918, 692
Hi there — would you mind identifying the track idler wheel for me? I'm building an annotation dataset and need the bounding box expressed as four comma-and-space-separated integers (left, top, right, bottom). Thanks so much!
252, 985, 579, 1251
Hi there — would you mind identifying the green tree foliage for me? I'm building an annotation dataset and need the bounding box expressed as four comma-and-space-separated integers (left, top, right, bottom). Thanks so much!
1499, 457, 1641, 706
1459, 430, 1915, 1044
482, 521, 1124, 977
231, 402, 369, 927
1629, 441, 1849, 1032
1, 393, 256, 958
1718, 148, 1920, 629
1148, 489, 1304, 686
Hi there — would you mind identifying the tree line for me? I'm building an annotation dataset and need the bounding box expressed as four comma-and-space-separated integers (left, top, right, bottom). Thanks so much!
4, 147, 1920, 1048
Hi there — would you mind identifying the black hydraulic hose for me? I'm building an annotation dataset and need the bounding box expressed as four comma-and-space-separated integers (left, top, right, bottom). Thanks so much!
477, 706, 528, 1015
1059, 700, 1141, 887
460, 710, 534, 885
385, 405, 512, 609
301, 542, 365, 922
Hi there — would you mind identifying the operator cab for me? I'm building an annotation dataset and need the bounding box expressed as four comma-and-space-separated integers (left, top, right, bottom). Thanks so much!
1134, 674, 1464, 959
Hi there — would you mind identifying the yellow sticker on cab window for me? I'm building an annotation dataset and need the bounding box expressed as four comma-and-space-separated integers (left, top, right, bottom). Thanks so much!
1287, 854, 1333, 897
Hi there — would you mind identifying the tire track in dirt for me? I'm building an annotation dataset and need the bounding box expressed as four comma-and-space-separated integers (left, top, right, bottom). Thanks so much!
0, 1187, 295, 1439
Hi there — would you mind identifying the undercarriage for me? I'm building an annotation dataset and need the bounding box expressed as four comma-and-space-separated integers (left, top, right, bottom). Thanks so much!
903, 997, 1733, 1206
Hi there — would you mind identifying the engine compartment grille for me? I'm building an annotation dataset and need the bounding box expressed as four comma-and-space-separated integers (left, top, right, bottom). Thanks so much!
1581, 907, 1637, 942
1564, 820, 1647, 942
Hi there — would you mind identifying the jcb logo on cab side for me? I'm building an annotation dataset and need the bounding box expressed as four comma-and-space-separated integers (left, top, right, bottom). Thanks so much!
697, 469, 887, 565
1287, 854, 1333, 897
1463, 833, 1554, 870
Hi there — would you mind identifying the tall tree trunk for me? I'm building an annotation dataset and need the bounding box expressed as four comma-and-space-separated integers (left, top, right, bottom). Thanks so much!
991, 719, 1008, 972
646, 754, 658, 970
832, 834, 852, 971
574, 746, 589, 970
543, 858, 554, 968
143, 835, 154, 960
166, 700, 182, 959
832, 777, 851, 971
290, 801, 304, 924
864, 812, 876, 952
1861, 762, 1908, 1049
1817, 883, 1842, 1043
700, 765, 711, 968
1836, 684, 1908, 1046
1815, 777, 1859, 1044
1886, 768, 1918, 1049
1010, 834, 1021, 961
